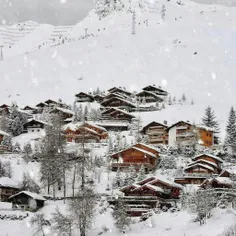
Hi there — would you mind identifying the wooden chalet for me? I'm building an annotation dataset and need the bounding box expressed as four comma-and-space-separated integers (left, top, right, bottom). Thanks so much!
175, 153, 223, 185
95, 121, 129, 131
142, 121, 168, 145
23, 119, 50, 133
22, 106, 36, 114
0, 177, 19, 202
101, 107, 135, 122
100, 97, 136, 111
9, 191, 46, 211
75, 92, 95, 103
110, 143, 160, 171
0, 104, 10, 115
93, 94, 105, 103
136, 90, 164, 103
36, 102, 48, 108
167, 121, 215, 148
142, 85, 168, 96
50, 107, 74, 121
109, 176, 182, 216
0, 130, 9, 144
107, 87, 132, 98
64, 122, 108, 143
200, 177, 233, 189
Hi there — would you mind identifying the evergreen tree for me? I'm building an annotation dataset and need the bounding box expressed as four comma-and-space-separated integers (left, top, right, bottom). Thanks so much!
181, 93, 187, 103
83, 106, 89, 121
112, 200, 131, 233
0, 110, 9, 132
225, 107, 236, 148
8, 105, 28, 136
20, 172, 40, 193
137, 165, 146, 181
201, 106, 220, 134
161, 4, 166, 21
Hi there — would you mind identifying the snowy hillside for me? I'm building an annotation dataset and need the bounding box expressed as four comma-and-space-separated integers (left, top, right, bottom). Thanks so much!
0, 0, 235, 111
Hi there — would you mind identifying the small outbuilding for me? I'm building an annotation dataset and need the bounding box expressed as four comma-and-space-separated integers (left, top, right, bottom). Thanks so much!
9, 191, 46, 211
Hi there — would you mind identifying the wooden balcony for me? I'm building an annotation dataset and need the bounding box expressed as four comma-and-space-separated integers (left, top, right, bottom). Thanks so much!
111, 162, 155, 170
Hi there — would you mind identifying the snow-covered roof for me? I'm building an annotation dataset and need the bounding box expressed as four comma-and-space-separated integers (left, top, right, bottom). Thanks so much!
132, 146, 157, 158
184, 163, 215, 172
136, 90, 164, 100
149, 177, 183, 189
193, 153, 223, 163
188, 159, 219, 169
96, 122, 128, 127
134, 143, 160, 152
102, 107, 136, 118
63, 122, 107, 132
143, 184, 164, 193
24, 119, 50, 126
112, 143, 158, 158
9, 191, 46, 201
101, 96, 136, 107
166, 121, 192, 131
0, 130, 10, 136
54, 107, 74, 115
214, 177, 233, 185
86, 121, 107, 132
197, 125, 215, 132
0, 177, 19, 188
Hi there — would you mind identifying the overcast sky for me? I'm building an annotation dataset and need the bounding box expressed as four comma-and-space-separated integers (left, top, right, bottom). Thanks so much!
0, 0, 95, 25
1, 0, 236, 26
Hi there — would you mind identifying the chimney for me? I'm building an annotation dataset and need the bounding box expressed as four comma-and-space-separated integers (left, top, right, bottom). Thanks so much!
164, 120, 168, 125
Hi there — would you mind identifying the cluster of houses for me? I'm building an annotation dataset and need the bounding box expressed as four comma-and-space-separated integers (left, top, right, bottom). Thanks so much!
0, 85, 229, 217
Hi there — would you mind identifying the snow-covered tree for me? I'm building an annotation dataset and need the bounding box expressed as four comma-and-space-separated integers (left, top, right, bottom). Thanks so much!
1, 135, 12, 151
69, 188, 96, 236
201, 106, 220, 133
20, 172, 40, 193
161, 4, 166, 21
0, 110, 9, 132
132, 10, 136, 35
30, 213, 48, 236
8, 105, 28, 136
23, 143, 32, 159
112, 200, 131, 233
181, 93, 187, 103
52, 208, 73, 236
74, 104, 83, 123
225, 107, 236, 153
137, 165, 146, 181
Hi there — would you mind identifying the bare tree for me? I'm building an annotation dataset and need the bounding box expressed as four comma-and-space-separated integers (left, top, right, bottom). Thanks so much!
112, 200, 131, 233
69, 188, 96, 236
52, 208, 74, 236
30, 213, 49, 236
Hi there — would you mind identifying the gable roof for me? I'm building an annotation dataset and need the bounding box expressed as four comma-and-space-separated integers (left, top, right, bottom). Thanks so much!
75, 92, 94, 99
166, 121, 192, 132
111, 143, 159, 159
22, 106, 36, 110
136, 90, 165, 100
23, 119, 50, 127
107, 87, 132, 96
184, 163, 215, 172
142, 85, 168, 95
0, 130, 10, 136
100, 97, 136, 108
102, 107, 136, 118
51, 107, 74, 115
0, 177, 19, 189
36, 102, 48, 107
9, 191, 46, 201
193, 153, 223, 163
187, 159, 219, 169
141, 121, 168, 133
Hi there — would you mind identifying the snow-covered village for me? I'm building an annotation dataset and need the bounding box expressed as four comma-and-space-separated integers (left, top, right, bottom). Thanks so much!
1, 0, 236, 235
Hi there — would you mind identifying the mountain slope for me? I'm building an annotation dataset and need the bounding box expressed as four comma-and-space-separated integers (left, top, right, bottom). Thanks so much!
0, 0, 235, 125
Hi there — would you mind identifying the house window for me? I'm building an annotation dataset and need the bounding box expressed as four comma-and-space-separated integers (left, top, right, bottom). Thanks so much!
37, 129, 40, 132
32, 130, 34, 132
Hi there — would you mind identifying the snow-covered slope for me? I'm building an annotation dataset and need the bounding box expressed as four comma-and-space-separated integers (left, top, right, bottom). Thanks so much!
0, 0, 235, 124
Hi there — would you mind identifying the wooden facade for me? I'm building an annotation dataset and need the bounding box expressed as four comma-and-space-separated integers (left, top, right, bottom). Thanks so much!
100, 97, 136, 110
101, 107, 135, 122
9, 191, 46, 211
136, 91, 164, 103
107, 87, 132, 97
167, 121, 214, 148
50, 107, 74, 121
65, 122, 108, 143
0, 178, 19, 202
112, 176, 182, 216
142, 85, 168, 96
142, 121, 168, 145
175, 153, 223, 185
75, 92, 94, 102
110, 143, 159, 171
93, 94, 105, 103
23, 119, 49, 133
